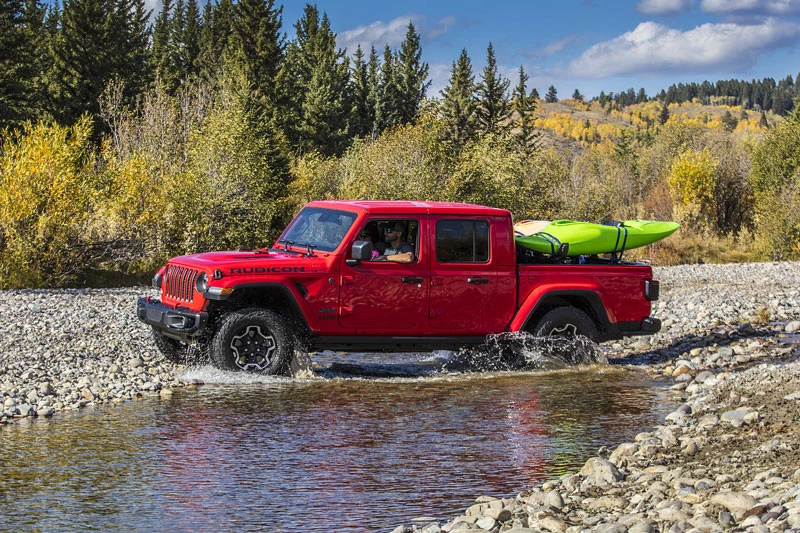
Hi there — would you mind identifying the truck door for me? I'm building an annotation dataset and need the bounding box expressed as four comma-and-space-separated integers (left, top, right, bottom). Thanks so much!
339, 218, 429, 332
428, 217, 510, 333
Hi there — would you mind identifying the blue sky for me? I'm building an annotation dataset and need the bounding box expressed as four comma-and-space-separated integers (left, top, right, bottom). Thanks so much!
154, 0, 800, 99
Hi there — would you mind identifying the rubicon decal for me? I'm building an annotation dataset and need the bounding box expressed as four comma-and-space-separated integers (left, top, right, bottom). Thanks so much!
229, 266, 306, 274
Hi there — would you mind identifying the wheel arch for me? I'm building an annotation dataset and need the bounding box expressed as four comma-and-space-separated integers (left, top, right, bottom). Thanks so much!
520, 291, 611, 339
210, 282, 310, 336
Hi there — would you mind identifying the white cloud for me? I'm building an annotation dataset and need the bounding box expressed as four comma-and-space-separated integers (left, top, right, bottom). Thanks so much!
637, 0, 694, 15
520, 35, 577, 58
338, 15, 412, 53
337, 15, 457, 55
701, 0, 800, 16
145, 0, 161, 18
427, 15, 457, 39
428, 62, 452, 97
567, 18, 800, 78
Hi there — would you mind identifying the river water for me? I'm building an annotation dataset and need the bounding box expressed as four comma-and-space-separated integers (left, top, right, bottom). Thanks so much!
0, 352, 675, 533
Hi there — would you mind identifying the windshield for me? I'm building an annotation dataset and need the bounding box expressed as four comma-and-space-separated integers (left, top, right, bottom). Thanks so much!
278, 207, 357, 252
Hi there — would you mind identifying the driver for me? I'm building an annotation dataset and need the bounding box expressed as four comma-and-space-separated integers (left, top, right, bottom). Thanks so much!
376, 221, 414, 263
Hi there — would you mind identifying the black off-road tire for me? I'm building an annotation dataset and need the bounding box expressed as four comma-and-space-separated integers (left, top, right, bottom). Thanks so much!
152, 327, 188, 363
211, 308, 293, 375
531, 307, 599, 342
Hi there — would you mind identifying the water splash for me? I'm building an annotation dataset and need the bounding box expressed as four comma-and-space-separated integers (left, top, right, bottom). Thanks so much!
176, 365, 296, 384
174, 335, 605, 380
289, 349, 317, 378
443, 332, 606, 372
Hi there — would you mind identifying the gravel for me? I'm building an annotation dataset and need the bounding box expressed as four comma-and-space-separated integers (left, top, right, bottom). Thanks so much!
1, 261, 799, 532
0, 286, 175, 420
393, 261, 800, 533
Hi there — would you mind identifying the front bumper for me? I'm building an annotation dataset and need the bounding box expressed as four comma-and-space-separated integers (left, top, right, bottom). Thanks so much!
137, 297, 209, 340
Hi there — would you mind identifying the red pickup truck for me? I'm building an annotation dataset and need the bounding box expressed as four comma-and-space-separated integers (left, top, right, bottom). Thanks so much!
137, 200, 661, 374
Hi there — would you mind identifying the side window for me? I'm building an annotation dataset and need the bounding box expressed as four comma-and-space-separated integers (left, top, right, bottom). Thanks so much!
362, 219, 420, 261
436, 220, 489, 263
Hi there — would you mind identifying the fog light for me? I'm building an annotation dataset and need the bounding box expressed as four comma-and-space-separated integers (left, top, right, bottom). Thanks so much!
167, 315, 187, 328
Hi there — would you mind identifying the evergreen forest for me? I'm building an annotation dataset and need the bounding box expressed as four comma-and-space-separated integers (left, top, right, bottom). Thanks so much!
1, 0, 800, 288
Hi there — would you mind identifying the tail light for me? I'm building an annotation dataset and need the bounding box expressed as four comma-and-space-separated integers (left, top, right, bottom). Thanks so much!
645, 280, 660, 301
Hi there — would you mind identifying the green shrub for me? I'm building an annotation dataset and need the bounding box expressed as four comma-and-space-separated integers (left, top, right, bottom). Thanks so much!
749, 106, 800, 259
176, 92, 291, 252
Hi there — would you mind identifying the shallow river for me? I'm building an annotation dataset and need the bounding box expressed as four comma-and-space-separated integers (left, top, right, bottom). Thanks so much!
0, 353, 675, 533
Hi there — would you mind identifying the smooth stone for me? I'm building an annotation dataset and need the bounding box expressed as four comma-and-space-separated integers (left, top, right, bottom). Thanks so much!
710, 492, 758, 521
720, 407, 754, 427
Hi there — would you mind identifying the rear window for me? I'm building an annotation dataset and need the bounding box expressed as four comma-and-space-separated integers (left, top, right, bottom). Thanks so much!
436, 220, 489, 263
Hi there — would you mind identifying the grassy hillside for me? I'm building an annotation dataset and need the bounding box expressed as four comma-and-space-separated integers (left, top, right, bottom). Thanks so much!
528, 99, 793, 266
535, 99, 777, 150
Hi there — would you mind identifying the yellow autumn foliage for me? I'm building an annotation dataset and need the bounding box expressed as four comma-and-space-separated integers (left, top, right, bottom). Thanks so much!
667, 148, 718, 229
0, 117, 100, 287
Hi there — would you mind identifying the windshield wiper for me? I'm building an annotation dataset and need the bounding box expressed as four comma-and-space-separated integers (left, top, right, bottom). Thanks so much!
276, 240, 317, 256
298, 242, 317, 256
275, 240, 302, 255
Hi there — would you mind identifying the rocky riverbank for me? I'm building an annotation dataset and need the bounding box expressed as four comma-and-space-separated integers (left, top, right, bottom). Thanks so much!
394, 261, 800, 533
0, 286, 177, 420
1, 262, 799, 532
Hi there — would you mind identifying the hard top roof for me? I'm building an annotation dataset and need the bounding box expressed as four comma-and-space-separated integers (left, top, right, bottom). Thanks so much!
305, 200, 510, 217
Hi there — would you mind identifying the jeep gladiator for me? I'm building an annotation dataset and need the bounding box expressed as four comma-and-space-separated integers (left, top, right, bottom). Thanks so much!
137, 200, 661, 374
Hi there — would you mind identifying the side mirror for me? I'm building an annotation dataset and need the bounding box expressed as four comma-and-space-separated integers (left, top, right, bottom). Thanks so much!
346, 240, 374, 265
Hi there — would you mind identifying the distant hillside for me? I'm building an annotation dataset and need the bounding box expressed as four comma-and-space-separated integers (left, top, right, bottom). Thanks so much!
534, 99, 779, 152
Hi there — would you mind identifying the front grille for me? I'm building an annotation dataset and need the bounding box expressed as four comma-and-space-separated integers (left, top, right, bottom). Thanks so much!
164, 265, 200, 303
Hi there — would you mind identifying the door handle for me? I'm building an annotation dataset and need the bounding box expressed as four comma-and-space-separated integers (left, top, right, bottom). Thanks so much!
467, 277, 489, 284
401, 276, 425, 283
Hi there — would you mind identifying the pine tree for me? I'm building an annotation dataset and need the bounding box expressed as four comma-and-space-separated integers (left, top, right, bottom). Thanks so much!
511, 66, 540, 153
231, 0, 284, 107
439, 48, 477, 148
721, 110, 738, 131
396, 21, 429, 124
151, 0, 174, 86
152, 0, 195, 92
181, 0, 202, 81
47, 0, 152, 127
614, 129, 635, 161
197, 0, 234, 82
365, 45, 380, 137
759, 111, 769, 129
117, 0, 151, 100
280, 5, 350, 155
544, 85, 558, 103
349, 45, 373, 138
475, 42, 510, 135
0, 0, 47, 129
659, 102, 670, 125
572, 88, 583, 101
375, 45, 402, 133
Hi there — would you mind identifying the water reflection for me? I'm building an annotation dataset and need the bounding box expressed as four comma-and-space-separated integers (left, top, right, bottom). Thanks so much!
0, 365, 674, 532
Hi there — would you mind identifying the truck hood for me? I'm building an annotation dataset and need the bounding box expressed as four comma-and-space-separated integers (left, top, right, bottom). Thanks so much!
167, 249, 330, 274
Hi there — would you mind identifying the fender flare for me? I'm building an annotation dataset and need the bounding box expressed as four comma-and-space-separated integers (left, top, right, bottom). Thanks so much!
512, 287, 612, 337
212, 281, 312, 334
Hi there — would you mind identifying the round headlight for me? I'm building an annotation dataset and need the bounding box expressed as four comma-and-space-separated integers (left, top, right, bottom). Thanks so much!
195, 272, 208, 293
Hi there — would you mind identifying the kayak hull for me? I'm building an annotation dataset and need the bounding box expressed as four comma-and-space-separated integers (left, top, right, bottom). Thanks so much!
515, 219, 680, 256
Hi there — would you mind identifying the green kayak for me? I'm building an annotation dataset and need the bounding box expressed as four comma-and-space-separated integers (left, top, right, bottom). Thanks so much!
515, 219, 680, 256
